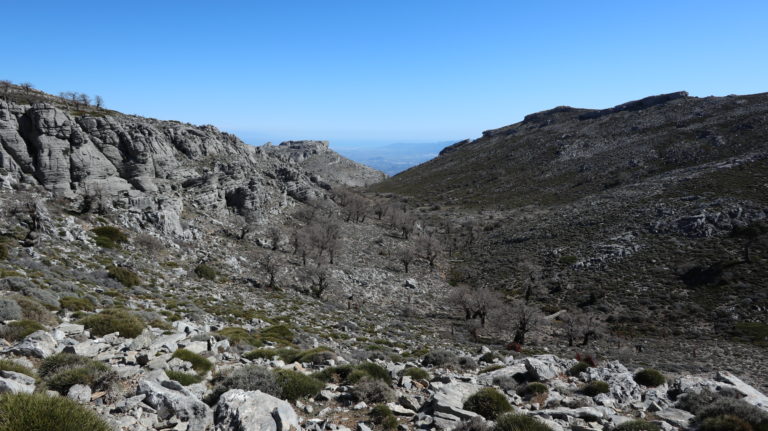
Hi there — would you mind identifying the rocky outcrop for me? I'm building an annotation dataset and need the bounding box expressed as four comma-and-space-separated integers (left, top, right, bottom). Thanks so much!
214, 389, 299, 431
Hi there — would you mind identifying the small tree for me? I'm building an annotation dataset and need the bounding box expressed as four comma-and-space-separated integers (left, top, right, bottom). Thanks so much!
19, 82, 33, 94
305, 265, 331, 298
78, 93, 91, 107
416, 234, 442, 271
450, 284, 501, 328
398, 246, 415, 273
494, 300, 542, 346
94, 95, 104, 108
267, 226, 281, 251
561, 310, 601, 347
261, 255, 279, 289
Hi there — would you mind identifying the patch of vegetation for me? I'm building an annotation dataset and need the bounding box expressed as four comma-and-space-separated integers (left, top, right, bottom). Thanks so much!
581, 380, 610, 397
695, 397, 768, 431
614, 421, 661, 431
370, 404, 399, 430
352, 376, 395, 403
166, 370, 204, 386
78, 308, 146, 337
494, 413, 553, 431
0, 320, 44, 342
516, 382, 548, 398
59, 296, 95, 312
402, 367, 429, 380
354, 362, 390, 382
0, 393, 111, 431
217, 327, 263, 348
208, 365, 279, 404
171, 349, 213, 374
39, 353, 116, 394
194, 264, 217, 281
567, 361, 590, 376
633, 368, 666, 387
92, 226, 128, 249
726, 322, 768, 347
0, 359, 36, 378
259, 324, 294, 345
275, 369, 324, 402
464, 387, 513, 420
0, 244, 7, 260
699, 415, 754, 431
479, 352, 498, 363
312, 365, 356, 383
243, 347, 298, 361
422, 349, 458, 367
107, 266, 140, 287
13, 296, 57, 326
479, 364, 505, 374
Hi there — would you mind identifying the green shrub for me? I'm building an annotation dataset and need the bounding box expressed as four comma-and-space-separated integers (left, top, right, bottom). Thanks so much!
567, 361, 590, 376
352, 376, 395, 403
479, 352, 498, 363
370, 404, 399, 431
453, 417, 492, 431
0, 319, 44, 342
60, 296, 95, 312
194, 264, 216, 280
39, 353, 116, 394
312, 365, 356, 383
0, 359, 36, 378
517, 382, 549, 398
208, 365, 279, 404
108, 266, 140, 287
291, 347, 336, 364
422, 349, 458, 367
217, 327, 263, 347
275, 369, 324, 401
700, 415, 754, 431
355, 362, 390, 382
0, 244, 7, 260
166, 370, 203, 386
94, 236, 117, 249
614, 420, 661, 431
171, 349, 213, 374
244, 347, 298, 361
633, 369, 666, 387
78, 308, 145, 337
0, 393, 111, 431
259, 324, 294, 345
459, 356, 478, 370
696, 397, 768, 431
92, 226, 128, 243
13, 296, 57, 325
581, 380, 610, 397
463, 388, 513, 420
402, 367, 429, 380
479, 365, 505, 374
494, 413, 552, 431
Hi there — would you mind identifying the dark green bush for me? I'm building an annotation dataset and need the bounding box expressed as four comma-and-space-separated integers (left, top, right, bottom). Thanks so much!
355, 362, 390, 382
633, 369, 666, 387
422, 349, 458, 367
581, 380, 610, 397
0, 319, 44, 342
463, 387, 513, 420
453, 417, 492, 431
517, 382, 548, 398
479, 352, 498, 363
567, 361, 590, 376
696, 397, 768, 431
290, 347, 336, 364
352, 376, 395, 403
78, 308, 145, 337
700, 415, 754, 431
402, 367, 429, 380
312, 365, 356, 383
194, 264, 217, 280
217, 327, 263, 347
171, 349, 213, 374
0, 244, 7, 260
370, 404, 398, 431
614, 420, 661, 431
39, 353, 116, 394
166, 370, 203, 386
107, 266, 140, 287
259, 324, 294, 345
0, 359, 36, 378
93, 226, 128, 249
494, 413, 552, 431
244, 347, 298, 361
208, 365, 279, 405
479, 365, 505, 374
13, 296, 57, 325
60, 296, 95, 312
275, 369, 324, 401
0, 393, 111, 431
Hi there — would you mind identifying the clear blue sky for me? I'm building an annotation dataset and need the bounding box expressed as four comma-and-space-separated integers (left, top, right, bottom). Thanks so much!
3, 1, 767, 146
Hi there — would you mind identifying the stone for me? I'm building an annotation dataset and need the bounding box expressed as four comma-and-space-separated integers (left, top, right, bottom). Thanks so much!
715, 371, 768, 409
524, 355, 574, 381
0, 370, 35, 394
57, 323, 85, 336
67, 384, 92, 403
430, 382, 482, 421
404, 279, 418, 289
214, 389, 299, 431
655, 408, 694, 428
137, 377, 213, 431
8, 330, 57, 358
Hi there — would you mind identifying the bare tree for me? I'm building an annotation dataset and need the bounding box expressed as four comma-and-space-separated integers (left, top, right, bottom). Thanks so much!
261, 255, 279, 289
450, 284, 502, 327
398, 246, 416, 273
561, 311, 601, 347
416, 234, 442, 271
494, 300, 542, 346
518, 260, 543, 302
94, 95, 104, 109
0, 80, 11, 99
372, 200, 388, 220
78, 93, 91, 107
308, 218, 342, 264
305, 265, 331, 298
19, 82, 33, 94
389, 210, 416, 239
267, 226, 282, 251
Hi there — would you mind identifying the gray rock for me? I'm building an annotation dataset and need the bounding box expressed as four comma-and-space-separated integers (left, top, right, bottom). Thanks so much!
137, 377, 213, 431
430, 382, 482, 421
8, 330, 57, 358
67, 384, 92, 403
524, 355, 575, 381
715, 371, 768, 409
0, 370, 35, 394
214, 389, 299, 431
0, 298, 22, 321
655, 408, 694, 428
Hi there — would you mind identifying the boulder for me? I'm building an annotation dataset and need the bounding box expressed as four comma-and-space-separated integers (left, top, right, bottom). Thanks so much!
67, 384, 92, 403
0, 370, 35, 394
214, 389, 299, 431
137, 377, 213, 431
8, 330, 57, 358
715, 371, 768, 409
524, 355, 574, 381
429, 382, 481, 421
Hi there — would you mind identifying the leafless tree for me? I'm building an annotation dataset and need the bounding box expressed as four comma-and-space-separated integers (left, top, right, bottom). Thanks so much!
505, 300, 543, 345
267, 226, 281, 251
372, 200, 388, 220
450, 284, 502, 327
95, 95, 104, 108
462, 221, 479, 248
0, 80, 11, 99
19, 82, 33, 94
304, 265, 331, 298
416, 234, 442, 271
398, 246, 416, 273
560, 310, 603, 347
308, 218, 342, 264
261, 255, 279, 289
390, 210, 416, 239
78, 93, 91, 107
517, 260, 543, 302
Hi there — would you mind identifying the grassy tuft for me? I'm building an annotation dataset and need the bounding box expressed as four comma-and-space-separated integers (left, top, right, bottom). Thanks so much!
0, 393, 111, 431
171, 349, 213, 374
78, 308, 145, 337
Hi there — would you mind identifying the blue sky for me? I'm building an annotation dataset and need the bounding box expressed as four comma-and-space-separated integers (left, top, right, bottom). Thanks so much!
3, 1, 767, 146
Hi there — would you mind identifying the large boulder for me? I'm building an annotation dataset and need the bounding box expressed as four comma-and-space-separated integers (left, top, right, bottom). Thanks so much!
214, 389, 299, 431
137, 376, 213, 431
0, 370, 35, 394
7, 330, 57, 358
524, 355, 575, 381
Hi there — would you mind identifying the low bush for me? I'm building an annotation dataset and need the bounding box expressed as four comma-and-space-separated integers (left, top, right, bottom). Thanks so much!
354, 362, 390, 382
290, 347, 336, 364
0, 244, 7, 260
13, 296, 57, 326
78, 308, 145, 337
171, 349, 213, 374
352, 376, 395, 403
0, 392, 111, 431
581, 380, 610, 397
260, 324, 294, 345
0, 319, 44, 342
108, 266, 140, 287
459, 356, 478, 370
567, 361, 590, 376
633, 369, 666, 387
370, 404, 399, 431
39, 353, 116, 394
208, 365, 279, 404
0, 359, 36, 378
517, 382, 549, 398
479, 364, 505, 374
700, 415, 754, 431
479, 352, 498, 363
494, 413, 552, 431
92, 226, 128, 249
422, 349, 458, 367
312, 365, 356, 383
402, 367, 429, 380
696, 397, 768, 431
464, 387, 513, 420
166, 370, 203, 386
194, 264, 217, 281
59, 296, 95, 312
217, 327, 263, 348
614, 420, 661, 431
275, 369, 323, 402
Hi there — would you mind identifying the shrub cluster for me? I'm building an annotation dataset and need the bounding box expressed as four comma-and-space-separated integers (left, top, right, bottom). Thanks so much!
0, 359, 36, 378
516, 382, 548, 398
581, 380, 610, 397
92, 226, 128, 249
107, 266, 140, 287
208, 365, 280, 404
567, 361, 590, 376
463, 388, 513, 420
0, 319, 44, 342
0, 393, 111, 431
494, 413, 552, 431
13, 296, 57, 325
613, 420, 660, 431
370, 405, 398, 431
401, 367, 429, 380
78, 308, 145, 337
166, 370, 203, 386
352, 376, 396, 403
194, 264, 217, 281
275, 369, 324, 402
60, 296, 95, 312
171, 349, 213, 374
39, 353, 116, 394
422, 349, 458, 367
313, 362, 391, 385
633, 369, 666, 387
695, 397, 768, 431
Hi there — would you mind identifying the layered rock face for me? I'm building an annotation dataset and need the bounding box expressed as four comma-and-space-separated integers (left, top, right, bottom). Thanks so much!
0, 101, 379, 237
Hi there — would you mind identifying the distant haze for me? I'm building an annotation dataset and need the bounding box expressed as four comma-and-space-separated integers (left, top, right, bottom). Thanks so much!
332, 141, 454, 176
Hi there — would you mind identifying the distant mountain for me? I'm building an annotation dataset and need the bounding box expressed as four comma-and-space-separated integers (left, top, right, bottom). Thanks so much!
333, 141, 455, 176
